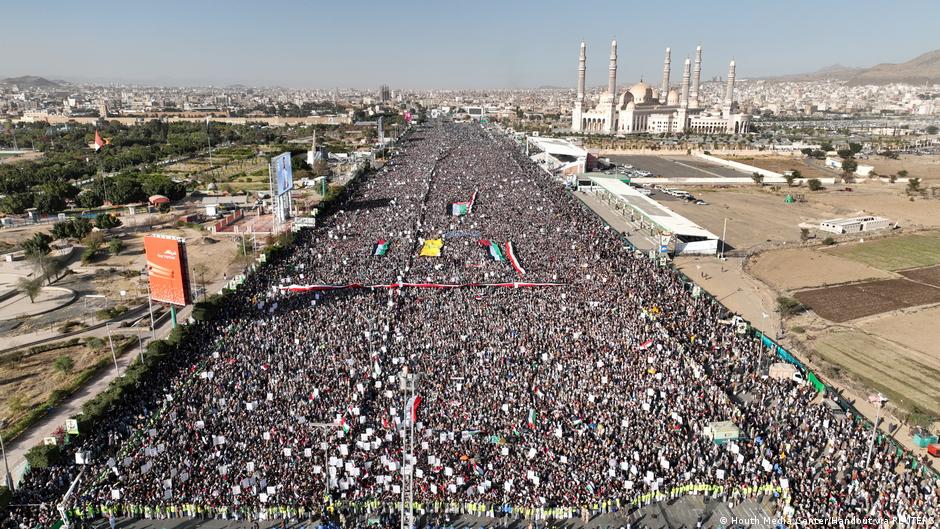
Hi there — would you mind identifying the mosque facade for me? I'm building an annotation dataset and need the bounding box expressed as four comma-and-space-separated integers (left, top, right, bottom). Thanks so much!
571, 41, 751, 135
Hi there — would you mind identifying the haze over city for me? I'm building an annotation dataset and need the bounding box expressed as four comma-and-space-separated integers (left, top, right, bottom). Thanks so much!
2, 0, 940, 88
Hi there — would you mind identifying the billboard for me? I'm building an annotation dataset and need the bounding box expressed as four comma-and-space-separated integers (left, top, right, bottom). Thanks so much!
271, 152, 294, 196
144, 235, 191, 306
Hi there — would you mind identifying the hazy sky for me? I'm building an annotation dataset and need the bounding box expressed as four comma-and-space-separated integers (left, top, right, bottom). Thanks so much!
2, 0, 938, 89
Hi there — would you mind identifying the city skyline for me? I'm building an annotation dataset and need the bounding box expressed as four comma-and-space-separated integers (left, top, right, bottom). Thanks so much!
1, 0, 939, 89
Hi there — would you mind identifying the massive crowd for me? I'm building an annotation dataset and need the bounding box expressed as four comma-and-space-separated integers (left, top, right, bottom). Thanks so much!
3, 122, 938, 529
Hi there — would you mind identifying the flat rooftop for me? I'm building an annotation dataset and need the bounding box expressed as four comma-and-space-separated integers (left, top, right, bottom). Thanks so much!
588, 176, 719, 240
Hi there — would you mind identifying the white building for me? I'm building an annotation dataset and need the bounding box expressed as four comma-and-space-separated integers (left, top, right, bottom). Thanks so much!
526, 136, 588, 176
818, 216, 890, 234
571, 42, 751, 135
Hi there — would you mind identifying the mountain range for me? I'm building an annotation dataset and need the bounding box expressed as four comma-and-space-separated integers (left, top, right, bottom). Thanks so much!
0, 75, 64, 88
766, 49, 940, 86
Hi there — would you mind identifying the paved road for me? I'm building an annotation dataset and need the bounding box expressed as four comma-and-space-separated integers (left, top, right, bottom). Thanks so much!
606, 155, 744, 180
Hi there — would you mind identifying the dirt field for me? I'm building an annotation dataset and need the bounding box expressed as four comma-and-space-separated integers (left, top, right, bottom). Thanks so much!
827, 232, 940, 271
86, 227, 244, 302
900, 264, 940, 287
666, 187, 841, 248
795, 278, 940, 322
748, 247, 895, 290
811, 328, 940, 415
0, 335, 134, 429
861, 154, 940, 182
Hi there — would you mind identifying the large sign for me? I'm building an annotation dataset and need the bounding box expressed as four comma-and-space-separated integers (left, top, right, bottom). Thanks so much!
144, 235, 191, 306
271, 152, 294, 196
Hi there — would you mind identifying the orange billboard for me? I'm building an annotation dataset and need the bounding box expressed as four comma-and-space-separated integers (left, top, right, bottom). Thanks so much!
144, 235, 191, 306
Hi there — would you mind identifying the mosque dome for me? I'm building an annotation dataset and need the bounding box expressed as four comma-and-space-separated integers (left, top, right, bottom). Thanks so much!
618, 91, 634, 109
629, 82, 652, 104
667, 89, 680, 106
625, 101, 636, 110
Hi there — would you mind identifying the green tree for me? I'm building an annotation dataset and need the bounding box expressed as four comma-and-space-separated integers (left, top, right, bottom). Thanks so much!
21, 232, 52, 258
898, 169, 909, 179
76, 191, 103, 209
848, 142, 863, 154
820, 141, 833, 152
32, 191, 67, 214
95, 213, 122, 229
751, 172, 765, 186
808, 178, 823, 191
17, 276, 43, 303
776, 296, 805, 316
0, 193, 34, 214
837, 149, 854, 159
53, 355, 75, 375
907, 177, 922, 195
108, 238, 124, 256
841, 158, 858, 174
51, 218, 93, 240
926, 125, 938, 135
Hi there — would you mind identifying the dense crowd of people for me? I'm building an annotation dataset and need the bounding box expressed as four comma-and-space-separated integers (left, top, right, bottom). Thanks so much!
3, 122, 937, 529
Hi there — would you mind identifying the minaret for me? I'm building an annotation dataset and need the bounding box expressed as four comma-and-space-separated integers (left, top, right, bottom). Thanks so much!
680, 57, 691, 108
660, 47, 671, 104
724, 59, 736, 107
690, 45, 702, 109
676, 57, 691, 133
606, 39, 618, 133
572, 41, 586, 131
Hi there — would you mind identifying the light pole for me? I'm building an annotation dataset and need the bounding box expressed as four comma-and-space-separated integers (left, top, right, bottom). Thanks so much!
865, 394, 888, 469
719, 217, 728, 259
309, 423, 335, 498
0, 419, 13, 490
141, 269, 156, 340
105, 322, 119, 375
136, 325, 145, 363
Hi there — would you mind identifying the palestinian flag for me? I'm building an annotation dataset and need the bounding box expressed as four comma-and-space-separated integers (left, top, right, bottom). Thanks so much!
479, 239, 505, 261
526, 408, 537, 429
637, 339, 653, 350
450, 202, 470, 216
339, 417, 350, 434
373, 239, 391, 256
468, 190, 478, 212
405, 395, 423, 424
505, 241, 526, 276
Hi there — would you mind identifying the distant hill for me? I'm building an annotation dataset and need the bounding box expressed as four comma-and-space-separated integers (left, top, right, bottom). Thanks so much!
764, 49, 940, 86
0, 75, 63, 88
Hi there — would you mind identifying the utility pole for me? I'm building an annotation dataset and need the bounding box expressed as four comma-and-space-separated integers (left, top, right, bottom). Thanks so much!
719, 217, 728, 259
105, 323, 118, 375
400, 372, 417, 529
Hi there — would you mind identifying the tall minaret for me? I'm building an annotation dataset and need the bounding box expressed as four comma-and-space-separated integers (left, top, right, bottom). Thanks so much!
690, 45, 702, 109
572, 41, 586, 132
606, 39, 618, 133
660, 47, 671, 103
724, 59, 736, 107
680, 57, 692, 108
676, 57, 692, 133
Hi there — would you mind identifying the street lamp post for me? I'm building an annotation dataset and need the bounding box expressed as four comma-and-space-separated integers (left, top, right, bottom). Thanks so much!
105, 322, 119, 375
865, 394, 888, 469
137, 325, 145, 363
0, 420, 13, 490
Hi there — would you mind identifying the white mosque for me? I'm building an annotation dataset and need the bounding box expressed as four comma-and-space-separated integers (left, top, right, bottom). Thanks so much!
571, 41, 751, 135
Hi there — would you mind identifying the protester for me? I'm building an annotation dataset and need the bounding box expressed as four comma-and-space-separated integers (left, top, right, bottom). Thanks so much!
3, 122, 937, 529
